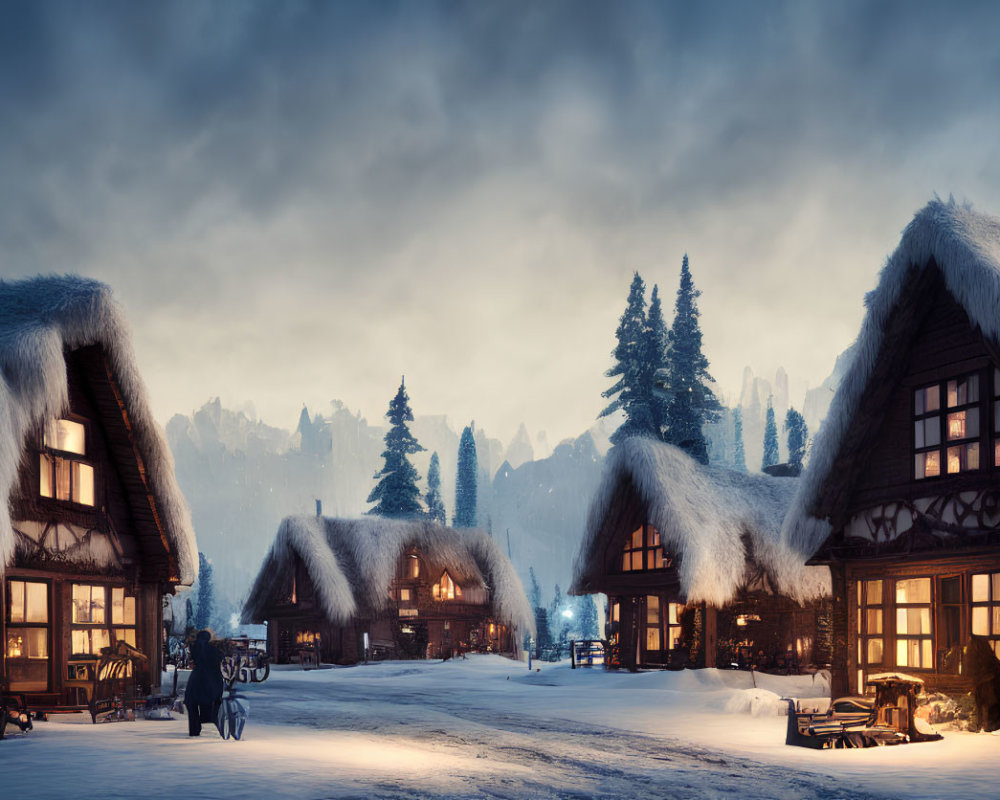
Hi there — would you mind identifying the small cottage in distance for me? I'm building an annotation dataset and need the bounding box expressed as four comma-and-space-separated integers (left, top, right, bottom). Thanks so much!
571, 437, 830, 671
242, 515, 534, 664
1, 276, 197, 711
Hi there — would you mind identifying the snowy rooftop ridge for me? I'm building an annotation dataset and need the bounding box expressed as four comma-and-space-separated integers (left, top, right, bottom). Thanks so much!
0, 275, 197, 583
242, 515, 536, 636
781, 198, 1000, 558
571, 437, 830, 606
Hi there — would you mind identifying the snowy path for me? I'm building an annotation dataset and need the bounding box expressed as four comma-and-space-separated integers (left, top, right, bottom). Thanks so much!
2, 656, 995, 799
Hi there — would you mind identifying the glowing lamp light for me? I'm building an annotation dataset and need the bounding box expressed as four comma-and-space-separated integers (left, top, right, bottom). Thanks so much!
561, 609, 573, 619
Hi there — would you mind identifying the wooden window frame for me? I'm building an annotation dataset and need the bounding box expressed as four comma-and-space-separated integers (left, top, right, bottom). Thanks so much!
620, 523, 672, 573
857, 578, 884, 668
4, 578, 51, 691
70, 583, 136, 659
39, 416, 97, 507
893, 577, 934, 670
971, 571, 1000, 660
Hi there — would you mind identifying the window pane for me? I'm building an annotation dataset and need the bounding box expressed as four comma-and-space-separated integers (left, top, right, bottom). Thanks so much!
995, 400, 1000, 433
896, 578, 931, 604
897, 639, 908, 666
668, 603, 680, 625
646, 597, 660, 624
947, 411, 968, 441
915, 388, 924, 416
866, 580, 883, 605
924, 417, 940, 447
973, 574, 990, 602
973, 606, 989, 635
7, 628, 48, 659
73, 462, 94, 506
992, 573, 1000, 600
926, 385, 940, 412
897, 607, 931, 635
947, 380, 959, 408
947, 444, 979, 473
93, 628, 110, 654
39, 454, 53, 498
112, 588, 124, 624
921, 640, 932, 667
866, 609, 883, 634
630, 528, 643, 549
646, 627, 661, 651
995, 440, 1000, 468
867, 638, 883, 664
668, 625, 681, 650
44, 419, 86, 455
916, 450, 940, 479
55, 457, 71, 500
969, 374, 980, 403
25, 582, 47, 623
10, 580, 25, 622
114, 628, 136, 647
993, 607, 1000, 636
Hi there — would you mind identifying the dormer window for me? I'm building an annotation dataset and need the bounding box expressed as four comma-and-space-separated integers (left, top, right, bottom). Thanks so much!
621, 523, 671, 572
432, 571, 462, 600
914, 372, 981, 479
40, 419, 95, 506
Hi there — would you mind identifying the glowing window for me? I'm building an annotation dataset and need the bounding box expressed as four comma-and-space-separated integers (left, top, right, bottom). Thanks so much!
971, 572, 1000, 659
894, 578, 932, 669
914, 373, 983, 480
621, 524, 671, 572
432, 571, 462, 601
40, 419, 95, 506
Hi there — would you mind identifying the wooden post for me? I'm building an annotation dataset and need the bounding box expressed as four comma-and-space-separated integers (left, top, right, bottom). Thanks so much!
703, 603, 717, 669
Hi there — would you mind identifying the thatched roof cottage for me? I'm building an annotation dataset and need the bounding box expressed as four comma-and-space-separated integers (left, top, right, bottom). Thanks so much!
572, 437, 829, 671
242, 515, 534, 664
1, 275, 196, 709
782, 199, 1000, 699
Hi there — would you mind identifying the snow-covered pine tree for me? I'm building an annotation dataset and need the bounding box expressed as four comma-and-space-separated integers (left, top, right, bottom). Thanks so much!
733, 407, 747, 472
576, 595, 599, 640
662, 255, 722, 463
367, 377, 426, 518
600, 272, 655, 445
644, 284, 670, 440
762, 398, 779, 470
784, 407, 809, 470
528, 566, 542, 610
453, 424, 478, 527
193, 551, 214, 631
425, 451, 446, 524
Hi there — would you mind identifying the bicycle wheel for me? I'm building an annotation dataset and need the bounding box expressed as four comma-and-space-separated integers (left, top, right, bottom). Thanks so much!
251, 662, 270, 683
216, 701, 231, 740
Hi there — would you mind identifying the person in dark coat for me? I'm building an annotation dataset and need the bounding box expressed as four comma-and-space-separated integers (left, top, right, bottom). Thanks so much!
184, 629, 224, 737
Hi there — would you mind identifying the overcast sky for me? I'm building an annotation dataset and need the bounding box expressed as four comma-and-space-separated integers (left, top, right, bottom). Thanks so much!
3, 0, 1000, 446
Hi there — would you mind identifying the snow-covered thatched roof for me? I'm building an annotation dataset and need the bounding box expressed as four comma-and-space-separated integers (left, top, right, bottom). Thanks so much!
782, 199, 1000, 559
242, 515, 536, 636
571, 438, 829, 606
0, 275, 197, 583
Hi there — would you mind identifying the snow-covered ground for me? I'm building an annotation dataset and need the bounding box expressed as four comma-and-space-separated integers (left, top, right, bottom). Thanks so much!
3, 656, 998, 799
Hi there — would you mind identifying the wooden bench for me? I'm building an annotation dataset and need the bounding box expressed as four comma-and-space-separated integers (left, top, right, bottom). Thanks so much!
87, 640, 148, 723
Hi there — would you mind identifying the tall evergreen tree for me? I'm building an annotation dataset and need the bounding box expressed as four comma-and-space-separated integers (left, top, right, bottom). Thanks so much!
453, 423, 478, 527
425, 451, 446, 524
528, 566, 542, 610
600, 272, 655, 444
367, 377, 425, 518
762, 397, 779, 470
644, 284, 670, 440
784, 407, 809, 470
662, 255, 722, 463
576, 595, 599, 640
193, 552, 214, 631
733, 407, 747, 472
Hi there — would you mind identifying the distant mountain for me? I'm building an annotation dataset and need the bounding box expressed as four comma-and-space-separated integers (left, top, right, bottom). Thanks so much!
168, 398, 607, 624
